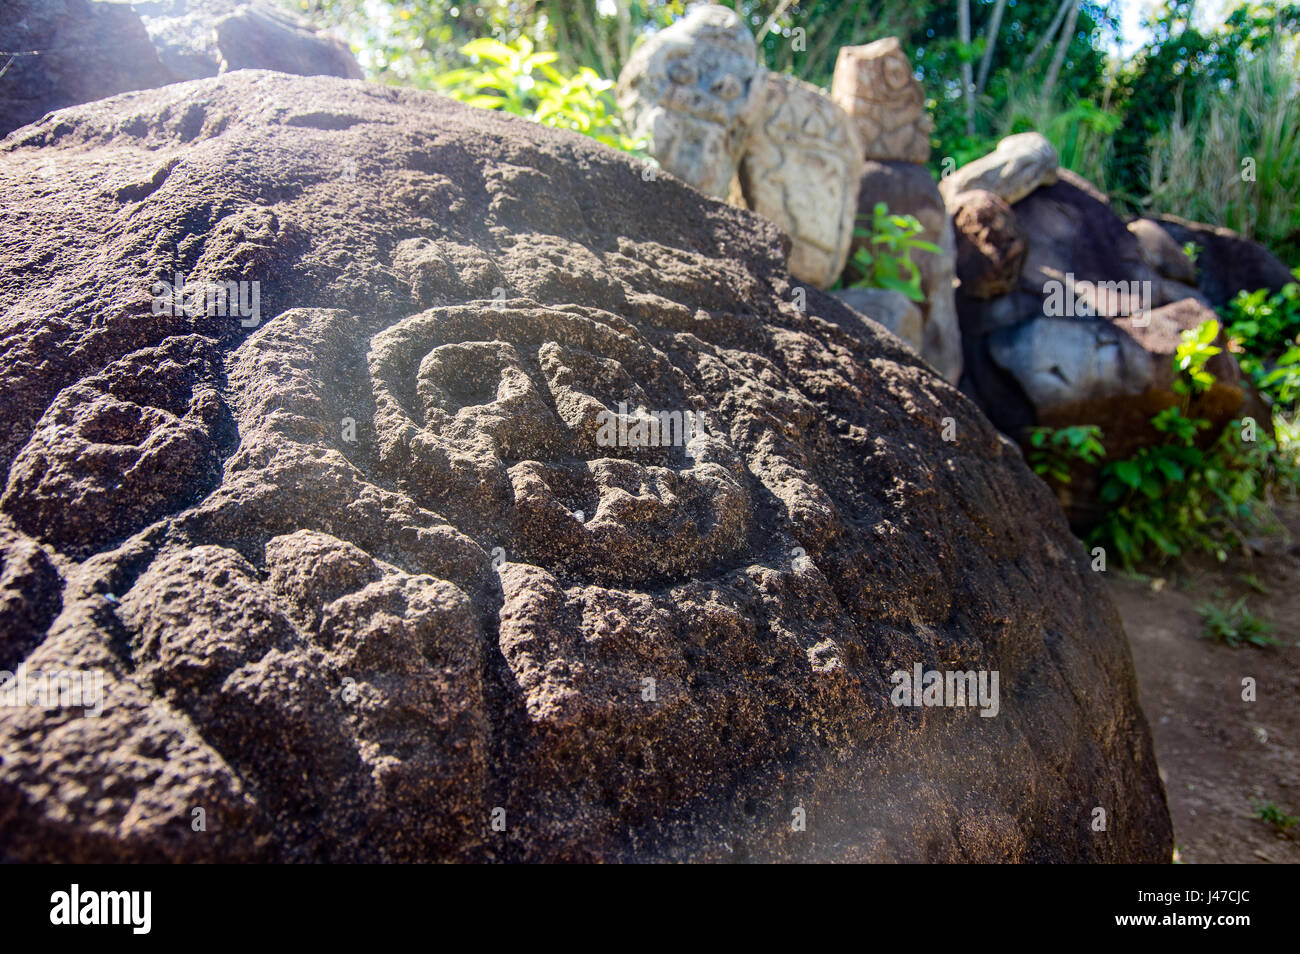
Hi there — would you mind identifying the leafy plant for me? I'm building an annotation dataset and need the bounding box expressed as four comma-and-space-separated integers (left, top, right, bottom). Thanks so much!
1223, 278, 1300, 357
1238, 571, 1270, 595
1089, 403, 1297, 568
1223, 277, 1300, 408
1253, 345, 1300, 408
1025, 424, 1105, 485
1173, 319, 1223, 396
848, 203, 940, 302
1252, 800, 1300, 831
1197, 597, 1280, 648
432, 37, 642, 153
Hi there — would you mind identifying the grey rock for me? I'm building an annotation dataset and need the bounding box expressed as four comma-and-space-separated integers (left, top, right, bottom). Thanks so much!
940, 132, 1059, 207
847, 160, 961, 382
831, 286, 923, 349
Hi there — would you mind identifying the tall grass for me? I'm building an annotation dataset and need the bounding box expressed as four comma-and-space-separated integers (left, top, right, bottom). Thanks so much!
996, 88, 1121, 193
1146, 43, 1300, 263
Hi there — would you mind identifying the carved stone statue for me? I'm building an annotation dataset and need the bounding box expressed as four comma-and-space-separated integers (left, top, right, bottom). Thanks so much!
831, 37, 933, 164
615, 4, 765, 200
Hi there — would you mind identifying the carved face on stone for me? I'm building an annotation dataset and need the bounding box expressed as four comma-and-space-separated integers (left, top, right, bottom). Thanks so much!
830, 36, 933, 164
616, 5, 764, 198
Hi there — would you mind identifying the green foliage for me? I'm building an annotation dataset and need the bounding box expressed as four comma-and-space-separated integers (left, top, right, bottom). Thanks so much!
432, 36, 641, 153
1026, 425, 1105, 485
1134, 7, 1300, 258
848, 203, 940, 303
1198, 596, 1280, 648
1225, 281, 1300, 356
1111, 2, 1300, 217
1090, 405, 1297, 569
1256, 346, 1300, 408
1173, 319, 1223, 396
1222, 275, 1300, 406
1252, 800, 1300, 830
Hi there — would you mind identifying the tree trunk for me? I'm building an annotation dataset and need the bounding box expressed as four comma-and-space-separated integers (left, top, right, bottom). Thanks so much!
975, 0, 1009, 96
959, 0, 974, 135
1042, 0, 1081, 103
1026, 0, 1073, 71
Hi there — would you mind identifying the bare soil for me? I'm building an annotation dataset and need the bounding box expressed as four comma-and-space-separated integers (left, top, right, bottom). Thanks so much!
1108, 503, 1300, 863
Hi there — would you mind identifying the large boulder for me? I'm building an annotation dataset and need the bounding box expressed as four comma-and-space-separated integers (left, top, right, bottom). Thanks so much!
957, 173, 1247, 436
138, 0, 362, 81
0, 0, 360, 138
1152, 214, 1295, 308
1127, 217, 1197, 286
847, 160, 962, 383
0, 71, 1170, 862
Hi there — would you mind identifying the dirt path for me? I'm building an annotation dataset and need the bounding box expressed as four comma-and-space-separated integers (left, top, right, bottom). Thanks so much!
1108, 504, 1300, 863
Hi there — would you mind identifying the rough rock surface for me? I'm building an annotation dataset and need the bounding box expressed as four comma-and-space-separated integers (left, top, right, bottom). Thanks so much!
952, 189, 1028, 300
1153, 215, 1295, 308
846, 161, 962, 383
616, 4, 764, 201
830, 37, 932, 164
0, 71, 1170, 862
738, 74, 861, 289
940, 133, 1060, 208
0, 0, 360, 138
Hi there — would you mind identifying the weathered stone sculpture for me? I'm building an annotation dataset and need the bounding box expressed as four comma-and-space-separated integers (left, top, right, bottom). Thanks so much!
831, 37, 933, 164
618, 5, 859, 289
615, 4, 765, 200
738, 75, 862, 288
0, 72, 1172, 862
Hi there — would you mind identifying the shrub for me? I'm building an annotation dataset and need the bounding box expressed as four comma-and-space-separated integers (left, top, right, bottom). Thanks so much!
1198, 597, 1280, 648
1145, 40, 1300, 263
1025, 424, 1105, 485
847, 203, 940, 303
433, 37, 642, 153
1222, 274, 1300, 408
